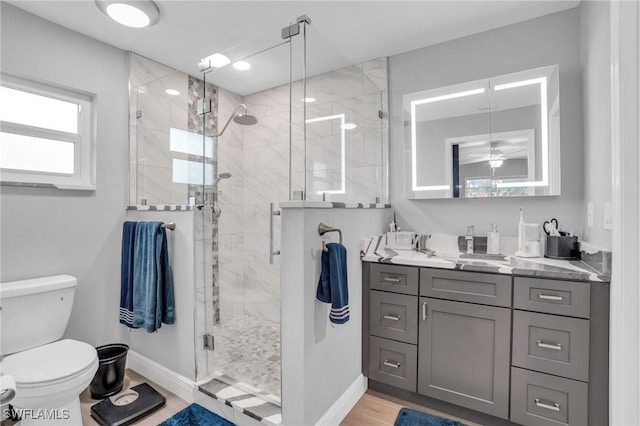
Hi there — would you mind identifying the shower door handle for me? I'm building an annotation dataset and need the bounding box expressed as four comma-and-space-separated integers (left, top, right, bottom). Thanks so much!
269, 202, 281, 264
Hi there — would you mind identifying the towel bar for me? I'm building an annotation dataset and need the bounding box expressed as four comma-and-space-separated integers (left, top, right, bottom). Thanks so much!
161, 222, 175, 230
318, 222, 342, 252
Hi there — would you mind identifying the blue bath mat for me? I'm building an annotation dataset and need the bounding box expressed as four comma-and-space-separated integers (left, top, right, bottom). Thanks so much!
158, 403, 235, 426
394, 407, 467, 426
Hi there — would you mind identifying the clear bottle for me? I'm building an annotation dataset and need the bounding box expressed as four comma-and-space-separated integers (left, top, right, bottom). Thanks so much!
487, 223, 500, 255
517, 207, 524, 253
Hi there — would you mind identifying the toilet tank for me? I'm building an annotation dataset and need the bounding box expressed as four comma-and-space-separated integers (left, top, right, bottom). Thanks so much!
0, 275, 77, 356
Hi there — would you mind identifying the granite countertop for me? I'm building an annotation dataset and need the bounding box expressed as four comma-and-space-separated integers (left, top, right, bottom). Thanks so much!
361, 235, 611, 283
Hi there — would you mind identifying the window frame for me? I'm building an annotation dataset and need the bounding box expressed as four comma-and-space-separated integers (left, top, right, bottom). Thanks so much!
0, 75, 96, 190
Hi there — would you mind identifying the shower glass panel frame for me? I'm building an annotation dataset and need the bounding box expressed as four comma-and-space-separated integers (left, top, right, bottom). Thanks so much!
195, 21, 309, 402
194, 15, 389, 408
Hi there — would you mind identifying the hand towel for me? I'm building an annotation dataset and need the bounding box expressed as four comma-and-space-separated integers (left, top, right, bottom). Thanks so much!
316, 242, 349, 324
119, 221, 137, 328
131, 222, 175, 332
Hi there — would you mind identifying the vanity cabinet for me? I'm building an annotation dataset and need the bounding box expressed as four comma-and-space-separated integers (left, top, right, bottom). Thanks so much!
417, 297, 511, 419
362, 262, 609, 426
509, 277, 608, 426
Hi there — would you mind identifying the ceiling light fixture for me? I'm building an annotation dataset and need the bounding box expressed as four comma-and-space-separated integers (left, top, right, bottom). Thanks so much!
95, 1, 160, 28
489, 159, 504, 168
165, 89, 180, 96
302, 97, 316, 103
233, 61, 251, 71
200, 53, 231, 70
341, 123, 357, 130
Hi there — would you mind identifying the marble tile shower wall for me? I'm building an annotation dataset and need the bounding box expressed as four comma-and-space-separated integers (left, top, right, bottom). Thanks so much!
129, 53, 219, 205
217, 88, 249, 324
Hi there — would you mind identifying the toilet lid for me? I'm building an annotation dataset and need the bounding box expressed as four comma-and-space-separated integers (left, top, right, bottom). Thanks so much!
0, 339, 97, 385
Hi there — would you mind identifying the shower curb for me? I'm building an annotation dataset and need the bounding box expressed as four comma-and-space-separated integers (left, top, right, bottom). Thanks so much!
199, 377, 282, 426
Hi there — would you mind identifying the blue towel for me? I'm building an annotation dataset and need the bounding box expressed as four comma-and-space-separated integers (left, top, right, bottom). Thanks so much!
119, 221, 175, 332
119, 221, 137, 327
132, 222, 175, 332
316, 242, 349, 324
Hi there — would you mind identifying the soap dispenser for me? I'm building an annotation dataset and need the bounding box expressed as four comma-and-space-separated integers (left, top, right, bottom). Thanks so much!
487, 223, 500, 255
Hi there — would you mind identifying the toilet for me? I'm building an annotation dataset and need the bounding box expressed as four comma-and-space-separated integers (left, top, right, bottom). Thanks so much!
0, 275, 99, 425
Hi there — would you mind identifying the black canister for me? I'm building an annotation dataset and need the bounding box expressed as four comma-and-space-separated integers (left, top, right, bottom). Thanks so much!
545, 236, 580, 260
89, 343, 129, 399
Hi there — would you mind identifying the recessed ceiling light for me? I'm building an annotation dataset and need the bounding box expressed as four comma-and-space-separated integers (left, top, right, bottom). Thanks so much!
201, 53, 231, 69
233, 61, 251, 71
302, 97, 316, 103
341, 122, 357, 130
165, 89, 180, 96
95, 1, 160, 28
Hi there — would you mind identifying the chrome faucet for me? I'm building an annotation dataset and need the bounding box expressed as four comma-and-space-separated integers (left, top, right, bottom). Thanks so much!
465, 225, 475, 254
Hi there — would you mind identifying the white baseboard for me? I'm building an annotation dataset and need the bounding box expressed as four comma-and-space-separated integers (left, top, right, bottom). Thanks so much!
126, 350, 195, 403
315, 374, 367, 426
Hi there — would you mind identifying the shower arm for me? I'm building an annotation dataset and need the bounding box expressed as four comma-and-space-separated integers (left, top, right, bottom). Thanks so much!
211, 104, 247, 137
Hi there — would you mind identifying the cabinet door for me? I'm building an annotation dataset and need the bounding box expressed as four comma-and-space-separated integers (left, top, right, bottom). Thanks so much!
418, 297, 511, 419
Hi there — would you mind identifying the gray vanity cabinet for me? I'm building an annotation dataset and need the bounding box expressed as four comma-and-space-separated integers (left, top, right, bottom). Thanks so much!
417, 297, 511, 419
362, 262, 609, 426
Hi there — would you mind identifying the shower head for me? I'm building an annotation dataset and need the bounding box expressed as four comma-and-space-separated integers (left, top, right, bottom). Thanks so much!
233, 113, 258, 126
212, 103, 258, 137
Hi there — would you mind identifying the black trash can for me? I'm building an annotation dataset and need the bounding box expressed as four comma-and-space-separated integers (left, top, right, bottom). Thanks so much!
89, 343, 129, 399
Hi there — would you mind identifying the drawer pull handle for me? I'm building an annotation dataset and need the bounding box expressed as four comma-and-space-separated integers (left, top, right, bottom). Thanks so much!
538, 293, 563, 301
383, 276, 402, 283
383, 360, 401, 369
534, 398, 560, 412
383, 314, 401, 321
422, 302, 428, 321
537, 340, 562, 351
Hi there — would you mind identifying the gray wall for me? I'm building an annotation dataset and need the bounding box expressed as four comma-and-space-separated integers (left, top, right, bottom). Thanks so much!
389, 8, 583, 238
580, 1, 612, 249
280, 207, 388, 425
0, 4, 129, 346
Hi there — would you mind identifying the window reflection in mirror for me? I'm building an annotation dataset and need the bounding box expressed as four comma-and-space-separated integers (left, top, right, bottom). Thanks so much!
404, 65, 560, 199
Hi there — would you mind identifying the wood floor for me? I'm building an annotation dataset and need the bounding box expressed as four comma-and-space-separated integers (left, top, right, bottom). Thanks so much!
79, 370, 479, 426
341, 390, 482, 426
79, 369, 189, 425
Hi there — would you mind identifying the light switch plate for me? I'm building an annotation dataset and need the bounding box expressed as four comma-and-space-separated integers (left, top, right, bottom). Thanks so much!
587, 201, 594, 227
604, 201, 612, 230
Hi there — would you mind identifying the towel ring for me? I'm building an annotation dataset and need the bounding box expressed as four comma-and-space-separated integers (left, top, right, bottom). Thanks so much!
318, 222, 342, 252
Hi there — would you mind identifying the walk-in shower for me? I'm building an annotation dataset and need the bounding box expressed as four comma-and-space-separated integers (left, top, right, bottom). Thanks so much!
191, 15, 390, 411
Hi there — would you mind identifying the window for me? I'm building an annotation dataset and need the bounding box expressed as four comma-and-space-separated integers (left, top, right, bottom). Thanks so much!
465, 176, 530, 198
0, 75, 95, 189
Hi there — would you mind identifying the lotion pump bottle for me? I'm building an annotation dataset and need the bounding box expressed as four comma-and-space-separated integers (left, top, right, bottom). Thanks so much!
487, 223, 500, 255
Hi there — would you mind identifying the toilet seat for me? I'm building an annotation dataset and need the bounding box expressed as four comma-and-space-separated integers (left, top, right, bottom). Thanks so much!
1, 339, 98, 387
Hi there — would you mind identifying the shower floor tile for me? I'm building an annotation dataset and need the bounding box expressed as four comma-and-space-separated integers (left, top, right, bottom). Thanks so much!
212, 315, 281, 399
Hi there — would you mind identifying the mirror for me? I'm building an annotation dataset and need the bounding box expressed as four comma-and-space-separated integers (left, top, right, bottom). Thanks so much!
404, 65, 560, 199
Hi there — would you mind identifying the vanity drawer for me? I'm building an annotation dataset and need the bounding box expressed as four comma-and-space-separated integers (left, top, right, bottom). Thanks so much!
513, 311, 590, 382
368, 336, 417, 392
514, 277, 590, 319
370, 290, 418, 344
420, 269, 511, 307
370, 263, 419, 295
511, 367, 588, 426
